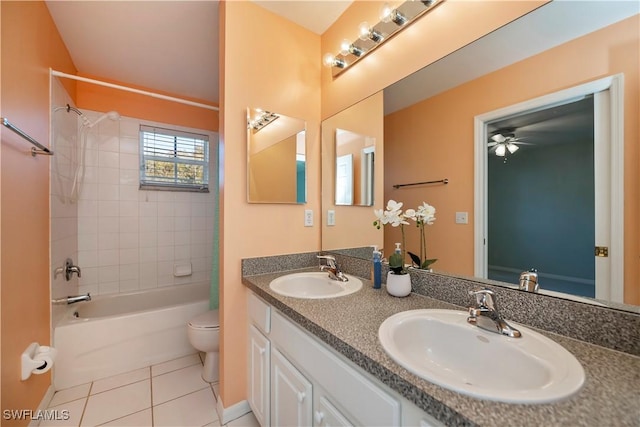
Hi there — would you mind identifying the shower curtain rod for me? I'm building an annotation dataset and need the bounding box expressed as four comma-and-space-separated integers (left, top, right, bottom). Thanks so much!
50, 69, 219, 112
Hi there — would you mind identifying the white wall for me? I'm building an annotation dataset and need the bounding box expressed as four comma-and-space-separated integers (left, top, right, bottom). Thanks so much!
75, 111, 216, 296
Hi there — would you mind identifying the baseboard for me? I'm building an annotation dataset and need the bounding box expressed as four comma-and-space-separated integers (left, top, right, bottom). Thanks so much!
216, 396, 252, 425
28, 385, 56, 426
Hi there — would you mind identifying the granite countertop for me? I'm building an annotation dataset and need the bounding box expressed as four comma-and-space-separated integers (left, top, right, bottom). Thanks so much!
243, 268, 640, 427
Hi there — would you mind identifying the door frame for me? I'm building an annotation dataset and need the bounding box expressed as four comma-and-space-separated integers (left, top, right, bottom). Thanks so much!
473, 74, 624, 302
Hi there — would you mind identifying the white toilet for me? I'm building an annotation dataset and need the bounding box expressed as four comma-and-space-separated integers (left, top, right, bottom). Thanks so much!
187, 310, 220, 383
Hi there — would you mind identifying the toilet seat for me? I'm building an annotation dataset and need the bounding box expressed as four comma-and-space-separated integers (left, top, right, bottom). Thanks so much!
189, 310, 220, 330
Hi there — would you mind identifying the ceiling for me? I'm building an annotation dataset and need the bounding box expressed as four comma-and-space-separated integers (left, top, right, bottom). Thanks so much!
45, 0, 352, 106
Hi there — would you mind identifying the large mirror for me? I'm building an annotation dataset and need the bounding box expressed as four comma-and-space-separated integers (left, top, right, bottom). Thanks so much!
321, 2, 639, 310
247, 107, 306, 204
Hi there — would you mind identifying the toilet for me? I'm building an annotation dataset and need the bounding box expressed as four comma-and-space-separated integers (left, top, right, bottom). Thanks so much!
187, 310, 220, 383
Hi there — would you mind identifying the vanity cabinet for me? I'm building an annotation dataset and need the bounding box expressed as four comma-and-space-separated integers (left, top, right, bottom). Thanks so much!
271, 347, 313, 426
247, 290, 442, 427
248, 325, 270, 426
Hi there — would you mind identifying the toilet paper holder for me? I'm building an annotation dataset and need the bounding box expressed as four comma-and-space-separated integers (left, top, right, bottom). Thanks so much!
21, 342, 57, 381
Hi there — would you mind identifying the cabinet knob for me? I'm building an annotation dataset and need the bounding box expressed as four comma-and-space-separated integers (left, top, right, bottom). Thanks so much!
259, 348, 266, 355
297, 391, 306, 403
314, 411, 324, 424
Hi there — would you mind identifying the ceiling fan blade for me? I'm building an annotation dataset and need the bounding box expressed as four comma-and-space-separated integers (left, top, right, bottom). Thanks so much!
491, 134, 506, 143
487, 142, 498, 147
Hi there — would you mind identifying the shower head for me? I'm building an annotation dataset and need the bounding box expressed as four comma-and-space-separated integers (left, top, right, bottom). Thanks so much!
86, 111, 120, 128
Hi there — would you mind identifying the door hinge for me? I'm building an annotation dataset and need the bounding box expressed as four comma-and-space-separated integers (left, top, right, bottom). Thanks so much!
595, 246, 609, 257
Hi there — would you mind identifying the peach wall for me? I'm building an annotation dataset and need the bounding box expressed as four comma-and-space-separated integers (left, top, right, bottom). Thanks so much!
322, 92, 384, 251
384, 15, 639, 305
321, 0, 548, 119
248, 135, 297, 202
219, 0, 321, 408
1, 1, 77, 423
76, 74, 218, 132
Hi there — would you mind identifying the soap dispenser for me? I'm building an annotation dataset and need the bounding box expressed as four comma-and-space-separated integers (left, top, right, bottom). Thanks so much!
372, 246, 382, 289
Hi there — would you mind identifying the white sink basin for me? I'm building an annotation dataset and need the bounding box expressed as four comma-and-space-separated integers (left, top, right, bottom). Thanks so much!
269, 272, 363, 299
378, 309, 585, 404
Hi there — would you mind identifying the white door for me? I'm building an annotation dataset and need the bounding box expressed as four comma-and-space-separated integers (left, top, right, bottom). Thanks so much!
271, 348, 313, 427
335, 154, 353, 205
248, 325, 270, 427
474, 75, 624, 303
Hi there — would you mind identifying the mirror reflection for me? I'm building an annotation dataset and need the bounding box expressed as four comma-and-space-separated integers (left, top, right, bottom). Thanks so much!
320, 2, 639, 310
335, 129, 375, 206
247, 107, 306, 204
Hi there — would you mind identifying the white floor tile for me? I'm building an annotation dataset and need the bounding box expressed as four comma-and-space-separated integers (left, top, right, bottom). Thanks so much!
152, 353, 201, 377
226, 412, 260, 427
49, 383, 91, 407
40, 398, 86, 427
81, 380, 151, 427
152, 364, 210, 405
98, 408, 152, 426
91, 367, 149, 395
153, 388, 218, 427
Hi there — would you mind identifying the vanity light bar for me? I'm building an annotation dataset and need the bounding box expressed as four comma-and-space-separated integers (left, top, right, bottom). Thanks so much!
248, 111, 279, 132
324, 0, 443, 77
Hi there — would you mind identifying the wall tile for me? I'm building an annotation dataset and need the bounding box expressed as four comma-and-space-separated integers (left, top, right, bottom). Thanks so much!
73, 113, 215, 295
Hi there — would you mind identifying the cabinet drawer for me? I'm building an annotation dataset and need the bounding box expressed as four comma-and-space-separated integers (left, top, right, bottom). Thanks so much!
271, 311, 400, 427
248, 291, 271, 333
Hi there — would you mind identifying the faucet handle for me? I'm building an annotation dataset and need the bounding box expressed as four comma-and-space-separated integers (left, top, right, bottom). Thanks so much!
317, 255, 337, 269
468, 288, 497, 311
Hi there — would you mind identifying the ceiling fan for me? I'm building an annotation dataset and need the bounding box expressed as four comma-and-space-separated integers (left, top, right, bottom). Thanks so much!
487, 131, 531, 157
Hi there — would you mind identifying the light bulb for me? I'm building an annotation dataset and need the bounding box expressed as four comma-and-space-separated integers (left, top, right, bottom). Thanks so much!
380, 3, 394, 23
507, 143, 519, 154
323, 53, 345, 69
358, 22, 371, 41
495, 144, 506, 157
323, 53, 336, 67
340, 39, 351, 56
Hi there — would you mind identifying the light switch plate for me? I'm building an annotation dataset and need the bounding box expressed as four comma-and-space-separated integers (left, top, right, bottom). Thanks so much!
304, 209, 313, 227
327, 210, 336, 226
455, 212, 468, 224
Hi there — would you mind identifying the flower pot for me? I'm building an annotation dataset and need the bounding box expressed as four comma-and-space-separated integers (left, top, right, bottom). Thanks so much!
386, 271, 411, 297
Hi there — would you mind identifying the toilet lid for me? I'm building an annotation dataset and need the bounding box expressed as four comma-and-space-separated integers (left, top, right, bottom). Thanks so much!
189, 310, 220, 329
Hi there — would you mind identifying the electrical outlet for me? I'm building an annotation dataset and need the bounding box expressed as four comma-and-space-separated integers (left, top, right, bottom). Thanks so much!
327, 210, 336, 226
455, 212, 468, 224
304, 209, 313, 227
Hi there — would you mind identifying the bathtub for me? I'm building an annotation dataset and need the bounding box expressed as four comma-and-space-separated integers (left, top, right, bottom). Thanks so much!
53, 282, 210, 390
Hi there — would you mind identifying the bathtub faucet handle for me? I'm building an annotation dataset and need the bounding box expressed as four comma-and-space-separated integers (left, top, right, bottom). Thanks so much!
55, 258, 81, 281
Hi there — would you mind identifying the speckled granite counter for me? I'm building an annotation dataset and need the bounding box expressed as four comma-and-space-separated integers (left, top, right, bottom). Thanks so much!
242, 267, 640, 427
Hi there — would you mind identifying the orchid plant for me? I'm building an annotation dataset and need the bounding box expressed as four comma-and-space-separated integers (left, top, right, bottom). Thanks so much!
373, 200, 437, 274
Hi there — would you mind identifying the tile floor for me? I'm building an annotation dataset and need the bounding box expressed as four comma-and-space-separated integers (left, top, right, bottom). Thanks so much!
42, 353, 260, 427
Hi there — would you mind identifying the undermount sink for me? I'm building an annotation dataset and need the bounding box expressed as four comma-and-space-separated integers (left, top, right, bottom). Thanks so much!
378, 309, 585, 404
269, 272, 363, 299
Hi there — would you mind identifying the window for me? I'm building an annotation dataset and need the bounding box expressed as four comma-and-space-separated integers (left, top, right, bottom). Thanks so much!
139, 125, 209, 192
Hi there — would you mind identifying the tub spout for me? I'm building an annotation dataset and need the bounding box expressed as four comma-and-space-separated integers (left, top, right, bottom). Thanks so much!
52, 293, 91, 305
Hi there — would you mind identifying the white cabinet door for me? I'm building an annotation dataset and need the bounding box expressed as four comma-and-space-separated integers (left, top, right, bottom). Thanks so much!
314, 395, 353, 427
271, 348, 313, 427
248, 325, 270, 427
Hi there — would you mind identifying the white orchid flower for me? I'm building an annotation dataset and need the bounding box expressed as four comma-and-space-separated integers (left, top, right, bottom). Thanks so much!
403, 209, 417, 221
416, 202, 436, 225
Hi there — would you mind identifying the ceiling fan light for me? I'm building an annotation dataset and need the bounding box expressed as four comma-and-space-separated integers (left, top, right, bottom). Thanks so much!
507, 143, 519, 154
495, 144, 506, 156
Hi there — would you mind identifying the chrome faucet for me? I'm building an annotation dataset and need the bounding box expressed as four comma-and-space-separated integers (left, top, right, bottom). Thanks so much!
52, 293, 91, 305
54, 258, 82, 281
519, 268, 539, 292
467, 289, 521, 338
317, 255, 349, 282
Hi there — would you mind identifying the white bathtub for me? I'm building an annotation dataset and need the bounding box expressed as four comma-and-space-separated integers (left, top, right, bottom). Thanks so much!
53, 282, 210, 390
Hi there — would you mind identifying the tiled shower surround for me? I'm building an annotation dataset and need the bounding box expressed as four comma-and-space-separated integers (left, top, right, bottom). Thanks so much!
50, 91, 216, 308
75, 112, 216, 297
